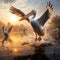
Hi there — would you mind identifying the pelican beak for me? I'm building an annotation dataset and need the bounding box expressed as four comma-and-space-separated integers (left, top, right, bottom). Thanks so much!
19, 19, 22, 21
19, 18, 24, 21
19, 16, 27, 21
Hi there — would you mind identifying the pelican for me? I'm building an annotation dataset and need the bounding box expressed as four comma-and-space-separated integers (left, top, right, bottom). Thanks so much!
10, 2, 53, 40
20, 2, 53, 40
2, 26, 13, 46
20, 24, 27, 37
20, 27, 27, 36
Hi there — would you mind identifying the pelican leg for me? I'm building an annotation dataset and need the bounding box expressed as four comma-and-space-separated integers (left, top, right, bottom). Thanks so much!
37, 36, 42, 41
35, 33, 42, 41
2, 36, 8, 47
2, 40, 4, 47
35, 33, 38, 41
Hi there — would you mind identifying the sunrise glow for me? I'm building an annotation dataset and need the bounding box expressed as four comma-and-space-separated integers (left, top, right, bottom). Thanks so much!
14, 48, 18, 52
7, 13, 20, 25
10, 15, 19, 25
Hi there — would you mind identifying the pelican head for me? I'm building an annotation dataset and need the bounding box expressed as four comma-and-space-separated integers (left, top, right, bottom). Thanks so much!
31, 9, 36, 18
19, 9, 36, 21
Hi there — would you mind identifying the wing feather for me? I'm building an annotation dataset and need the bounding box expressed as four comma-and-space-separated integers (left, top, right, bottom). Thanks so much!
38, 1, 53, 26
7, 26, 13, 33
38, 10, 49, 26
2, 26, 5, 32
10, 6, 25, 17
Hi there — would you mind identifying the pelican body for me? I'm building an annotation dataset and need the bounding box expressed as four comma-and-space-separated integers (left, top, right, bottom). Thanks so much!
30, 18, 44, 36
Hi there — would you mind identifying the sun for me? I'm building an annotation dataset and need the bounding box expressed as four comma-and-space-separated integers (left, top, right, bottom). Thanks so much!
10, 15, 19, 25
7, 13, 20, 25
10, 15, 17, 23
10, 16, 16, 21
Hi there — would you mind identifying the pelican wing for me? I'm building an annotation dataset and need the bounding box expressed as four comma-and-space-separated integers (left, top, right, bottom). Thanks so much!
38, 10, 50, 26
38, 2, 53, 26
10, 6, 25, 17
2, 26, 5, 32
10, 6, 36, 21
7, 26, 13, 33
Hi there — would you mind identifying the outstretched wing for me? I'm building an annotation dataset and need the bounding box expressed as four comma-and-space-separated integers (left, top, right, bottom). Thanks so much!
7, 26, 13, 33
10, 6, 36, 21
37, 1, 53, 26
2, 26, 5, 32
10, 6, 25, 17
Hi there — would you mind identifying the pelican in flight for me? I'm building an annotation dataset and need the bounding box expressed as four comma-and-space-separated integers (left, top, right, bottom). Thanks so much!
2, 26, 13, 46
10, 2, 53, 40
20, 27, 27, 37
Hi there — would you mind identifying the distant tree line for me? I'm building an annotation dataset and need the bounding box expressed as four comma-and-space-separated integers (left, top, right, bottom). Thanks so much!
46, 15, 60, 44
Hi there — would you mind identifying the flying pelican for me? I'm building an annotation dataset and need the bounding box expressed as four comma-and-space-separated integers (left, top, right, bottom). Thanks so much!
20, 2, 53, 40
10, 2, 53, 40
21, 27, 27, 36
20, 24, 27, 37
2, 26, 13, 46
